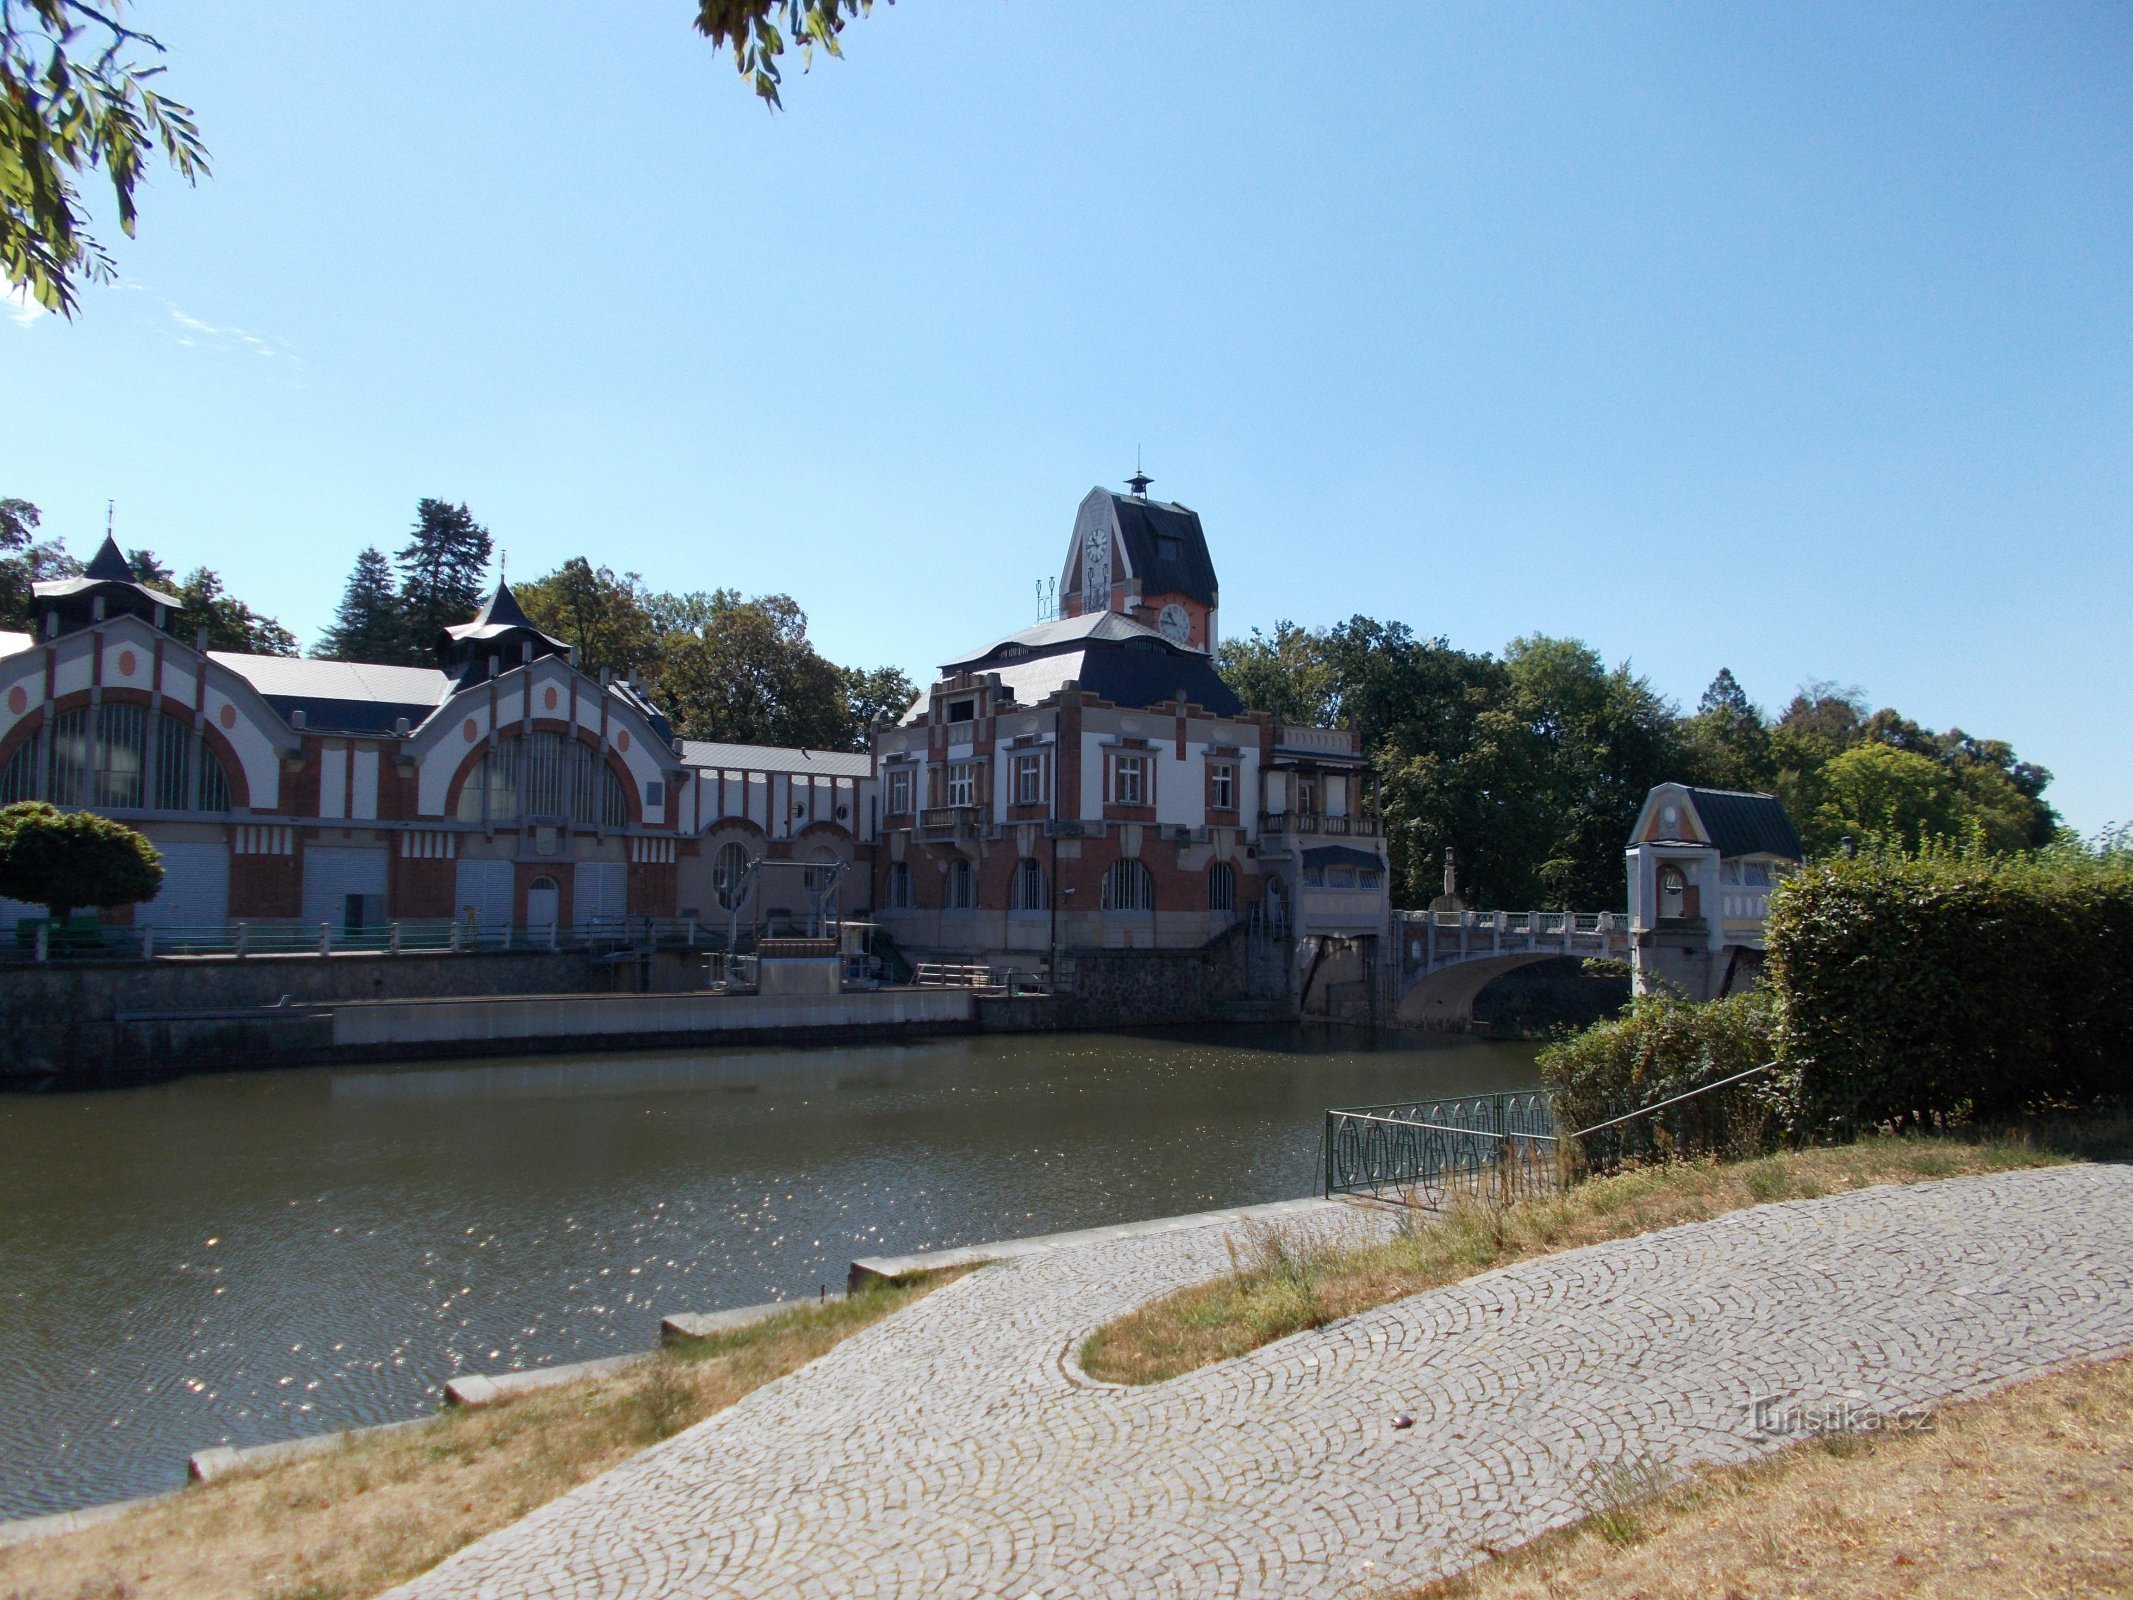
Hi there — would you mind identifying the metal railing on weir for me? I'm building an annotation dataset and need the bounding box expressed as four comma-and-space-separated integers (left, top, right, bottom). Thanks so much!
1322, 1061, 1783, 1208
4, 915, 739, 963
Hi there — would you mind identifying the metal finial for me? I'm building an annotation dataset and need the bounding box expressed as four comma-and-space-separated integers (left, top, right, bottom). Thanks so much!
1125, 448, 1152, 499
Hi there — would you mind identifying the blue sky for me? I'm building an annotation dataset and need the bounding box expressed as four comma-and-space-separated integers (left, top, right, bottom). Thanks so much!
7, 2, 2128, 831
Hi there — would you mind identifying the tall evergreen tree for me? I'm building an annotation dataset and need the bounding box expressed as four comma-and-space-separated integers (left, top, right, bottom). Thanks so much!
314, 547, 406, 661
395, 499, 491, 653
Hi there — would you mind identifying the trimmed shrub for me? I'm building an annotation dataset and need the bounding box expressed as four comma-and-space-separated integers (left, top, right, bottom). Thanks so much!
1539, 989, 1791, 1166
0, 802, 163, 922
1766, 845, 2133, 1130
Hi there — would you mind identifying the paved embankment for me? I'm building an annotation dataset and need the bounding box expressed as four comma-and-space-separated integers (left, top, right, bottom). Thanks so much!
386, 1164, 2133, 1599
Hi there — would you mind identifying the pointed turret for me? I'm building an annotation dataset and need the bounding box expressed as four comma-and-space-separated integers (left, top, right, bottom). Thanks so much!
437, 578, 570, 684
31, 530, 184, 639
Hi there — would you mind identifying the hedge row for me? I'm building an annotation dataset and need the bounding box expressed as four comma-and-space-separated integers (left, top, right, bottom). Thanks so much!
1766, 847, 2133, 1129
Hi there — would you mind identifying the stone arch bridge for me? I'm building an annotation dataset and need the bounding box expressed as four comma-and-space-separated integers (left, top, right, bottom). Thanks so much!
1391, 909, 1628, 1027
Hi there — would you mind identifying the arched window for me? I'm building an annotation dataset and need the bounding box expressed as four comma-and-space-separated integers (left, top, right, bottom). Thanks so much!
526, 874, 561, 930
1102, 859, 1155, 912
885, 861, 913, 910
1011, 858, 1046, 911
1657, 864, 1687, 918
1207, 860, 1235, 913
1, 706, 230, 811
946, 859, 976, 911
456, 732, 627, 827
713, 842, 752, 910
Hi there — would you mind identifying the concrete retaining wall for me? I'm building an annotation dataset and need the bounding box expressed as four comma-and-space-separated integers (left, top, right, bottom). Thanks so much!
0, 949, 615, 1085
330, 988, 975, 1057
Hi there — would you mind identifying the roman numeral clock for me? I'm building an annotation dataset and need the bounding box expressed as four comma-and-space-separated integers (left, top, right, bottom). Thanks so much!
1082, 521, 1111, 606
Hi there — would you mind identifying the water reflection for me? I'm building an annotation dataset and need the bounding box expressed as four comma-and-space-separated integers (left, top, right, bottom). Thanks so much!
0, 1026, 1535, 1517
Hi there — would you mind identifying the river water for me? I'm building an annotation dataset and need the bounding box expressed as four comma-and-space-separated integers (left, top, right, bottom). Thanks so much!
0, 1026, 1538, 1518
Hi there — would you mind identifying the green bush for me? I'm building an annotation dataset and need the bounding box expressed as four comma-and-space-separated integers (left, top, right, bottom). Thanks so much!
1766, 844, 2133, 1130
1539, 988, 1787, 1138
0, 801, 163, 922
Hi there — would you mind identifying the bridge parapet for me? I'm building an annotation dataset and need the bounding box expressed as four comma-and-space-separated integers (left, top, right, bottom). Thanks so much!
1392, 908, 1627, 983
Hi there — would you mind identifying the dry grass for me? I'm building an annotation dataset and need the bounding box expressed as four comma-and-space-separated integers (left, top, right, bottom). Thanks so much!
1079, 1111, 2133, 1387
0, 1269, 969, 1600
1401, 1353, 2133, 1599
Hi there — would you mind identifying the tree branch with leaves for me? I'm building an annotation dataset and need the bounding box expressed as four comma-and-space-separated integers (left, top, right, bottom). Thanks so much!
1, 0, 209, 315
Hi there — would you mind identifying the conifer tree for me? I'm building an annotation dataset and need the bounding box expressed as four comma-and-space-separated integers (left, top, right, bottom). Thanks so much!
394, 499, 491, 654
314, 548, 405, 661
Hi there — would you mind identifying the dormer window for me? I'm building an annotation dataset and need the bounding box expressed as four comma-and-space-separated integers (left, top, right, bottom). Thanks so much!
947, 699, 976, 724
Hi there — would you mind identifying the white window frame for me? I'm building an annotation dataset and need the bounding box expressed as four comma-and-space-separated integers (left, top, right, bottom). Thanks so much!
888, 768, 912, 816
946, 763, 976, 808
1112, 753, 1147, 807
1012, 753, 1043, 806
1209, 761, 1235, 811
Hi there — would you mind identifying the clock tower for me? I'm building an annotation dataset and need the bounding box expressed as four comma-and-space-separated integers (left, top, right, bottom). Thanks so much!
1056, 474, 1220, 654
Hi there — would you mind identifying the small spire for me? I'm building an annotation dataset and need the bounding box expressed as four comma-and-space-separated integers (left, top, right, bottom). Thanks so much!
83, 532, 134, 584
1125, 448, 1152, 499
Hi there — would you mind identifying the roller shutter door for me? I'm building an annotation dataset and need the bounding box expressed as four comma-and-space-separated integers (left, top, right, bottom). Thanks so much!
136, 842, 231, 929
302, 845, 389, 931
454, 859, 515, 934
573, 861, 626, 928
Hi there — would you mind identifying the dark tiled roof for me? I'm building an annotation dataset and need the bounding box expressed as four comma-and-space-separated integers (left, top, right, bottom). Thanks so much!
1109, 494, 1218, 604
260, 694, 439, 736
1687, 788, 1804, 860
1302, 845, 1384, 870
85, 535, 134, 583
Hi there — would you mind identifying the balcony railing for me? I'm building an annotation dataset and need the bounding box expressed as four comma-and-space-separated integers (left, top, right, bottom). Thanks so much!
1258, 811, 1383, 838
919, 804, 982, 839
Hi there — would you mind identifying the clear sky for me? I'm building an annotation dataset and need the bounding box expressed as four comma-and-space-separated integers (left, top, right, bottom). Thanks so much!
7, 2, 2128, 831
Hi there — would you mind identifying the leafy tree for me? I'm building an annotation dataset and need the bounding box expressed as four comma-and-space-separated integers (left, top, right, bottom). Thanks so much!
0, 800, 161, 921
314, 547, 405, 662
2, 3, 209, 316
1215, 622, 1337, 727
128, 550, 297, 655
840, 662, 920, 734
0, 496, 78, 628
516, 557, 661, 680
1806, 744, 1966, 856
394, 499, 491, 656
658, 591, 854, 749
694, 0, 888, 108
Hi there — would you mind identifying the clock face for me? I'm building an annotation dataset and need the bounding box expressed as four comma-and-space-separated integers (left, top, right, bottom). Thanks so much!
1158, 602, 1191, 644
1082, 525, 1111, 600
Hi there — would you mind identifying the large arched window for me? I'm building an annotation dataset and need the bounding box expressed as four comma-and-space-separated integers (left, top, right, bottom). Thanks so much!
1010, 858, 1047, 911
1102, 859, 1155, 912
945, 859, 976, 910
456, 732, 627, 827
885, 861, 913, 910
713, 842, 752, 910
1207, 861, 1235, 913
0, 706, 230, 811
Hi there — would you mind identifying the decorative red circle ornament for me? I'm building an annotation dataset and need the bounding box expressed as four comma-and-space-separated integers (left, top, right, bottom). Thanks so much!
616, 729, 631, 753
5, 686, 25, 715
116, 650, 137, 677
464, 718, 480, 743
544, 686, 558, 712
218, 704, 237, 730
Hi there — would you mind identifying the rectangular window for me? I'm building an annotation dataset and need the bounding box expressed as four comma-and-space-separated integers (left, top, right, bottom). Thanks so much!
1209, 761, 1235, 811
946, 763, 976, 808
888, 768, 912, 816
1013, 753, 1043, 806
947, 699, 976, 724
1113, 753, 1146, 807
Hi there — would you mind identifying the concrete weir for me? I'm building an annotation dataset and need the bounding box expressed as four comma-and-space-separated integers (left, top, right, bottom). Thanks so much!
330, 986, 976, 1058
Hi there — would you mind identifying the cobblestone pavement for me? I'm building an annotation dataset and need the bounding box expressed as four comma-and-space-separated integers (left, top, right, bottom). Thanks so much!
391, 1167, 2133, 1599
